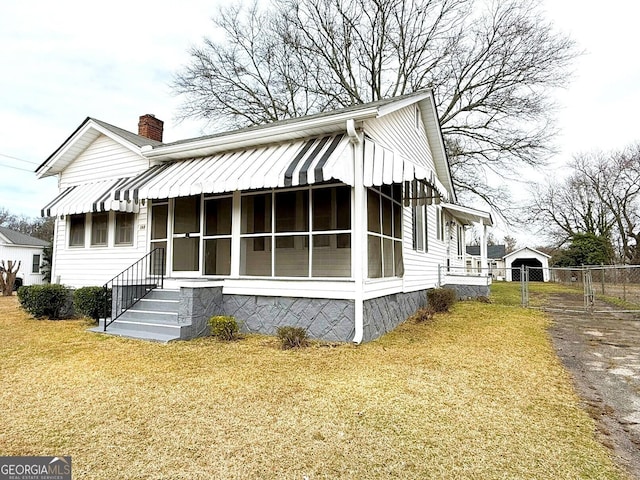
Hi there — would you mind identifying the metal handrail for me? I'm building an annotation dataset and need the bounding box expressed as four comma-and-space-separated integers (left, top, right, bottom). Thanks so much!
103, 248, 165, 331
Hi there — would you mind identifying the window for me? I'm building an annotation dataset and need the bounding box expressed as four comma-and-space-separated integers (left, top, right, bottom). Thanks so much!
457, 225, 464, 257
69, 214, 85, 247
32, 254, 41, 274
115, 212, 134, 245
91, 213, 108, 246
367, 185, 403, 278
240, 184, 351, 278
412, 205, 428, 253
436, 207, 444, 241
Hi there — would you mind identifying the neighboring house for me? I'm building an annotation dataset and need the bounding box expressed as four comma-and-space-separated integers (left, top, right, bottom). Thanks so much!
36, 90, 492, 342
466, 245, 507, 280
504, 247, 551, 282
0, 226, 49, 288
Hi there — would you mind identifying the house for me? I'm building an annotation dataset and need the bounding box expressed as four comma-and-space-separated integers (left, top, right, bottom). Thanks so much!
504, 247, 551, 282
466, 245, 506, 280
36, 90, 492, 342
0, 226, 49, 289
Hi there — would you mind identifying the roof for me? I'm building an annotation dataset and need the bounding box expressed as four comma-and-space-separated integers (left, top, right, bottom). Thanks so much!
466, 245, 505, 259
0, 226, 49, 247
504, 246, 551, 260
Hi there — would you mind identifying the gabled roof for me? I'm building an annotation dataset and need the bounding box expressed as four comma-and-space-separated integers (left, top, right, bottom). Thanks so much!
35, 117, 161, 179
37, 90, 457, 200
504, 246, 551, 260
466, 245, 505, 259
0, 226, 49, 247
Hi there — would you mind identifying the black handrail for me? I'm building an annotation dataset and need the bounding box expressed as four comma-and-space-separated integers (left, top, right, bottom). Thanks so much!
103, 248, 165, 331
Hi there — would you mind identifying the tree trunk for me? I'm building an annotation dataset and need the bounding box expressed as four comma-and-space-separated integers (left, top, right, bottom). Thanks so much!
0, 260, 21, 296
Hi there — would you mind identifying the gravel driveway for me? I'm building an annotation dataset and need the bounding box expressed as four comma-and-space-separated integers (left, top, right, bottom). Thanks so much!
546, 291, 640, 478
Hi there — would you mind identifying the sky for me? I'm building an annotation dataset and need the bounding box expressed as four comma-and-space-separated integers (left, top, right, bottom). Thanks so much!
1, 0, 639, 245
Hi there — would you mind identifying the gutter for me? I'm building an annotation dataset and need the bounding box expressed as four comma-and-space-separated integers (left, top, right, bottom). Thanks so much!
350, 119, 365, 344
144, 108, 379, 161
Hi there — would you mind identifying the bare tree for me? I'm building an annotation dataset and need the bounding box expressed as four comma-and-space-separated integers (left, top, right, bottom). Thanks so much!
528, 144, 640, 264
0, 260, 21, 296
173, 0, 578, 212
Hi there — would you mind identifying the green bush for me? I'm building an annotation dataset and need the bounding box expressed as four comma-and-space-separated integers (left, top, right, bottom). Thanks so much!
427, 288, 457, 313
208, 315, 239, 340
276, 326, 309, 349
17, 284, 72, 320
74, 286, 111, 321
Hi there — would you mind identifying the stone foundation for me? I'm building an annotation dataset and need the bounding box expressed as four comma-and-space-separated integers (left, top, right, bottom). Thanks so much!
363, 290, 427, 342
223, 295, 355, 342
443, 284, 490, 300
170, 283, 490, 343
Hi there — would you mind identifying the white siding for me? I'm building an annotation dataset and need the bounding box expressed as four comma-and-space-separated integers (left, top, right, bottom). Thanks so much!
401, 203, 447, 292
60, 135, 149, 187
363, 105, 435, 171
52, 206, 148, 287
0, 244, 46, 286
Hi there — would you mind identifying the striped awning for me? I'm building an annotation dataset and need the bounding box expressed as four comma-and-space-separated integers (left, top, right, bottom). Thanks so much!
114, 134, 354, 201
363, 139, 449, 202
41, 177, 137, 217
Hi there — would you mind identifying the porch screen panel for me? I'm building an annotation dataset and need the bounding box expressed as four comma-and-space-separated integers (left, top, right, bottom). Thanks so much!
173, 237, 199, 271
240, 184, 352, 278
174, 196, 201, 234
366, 185, 403, 279
203, 196, 232, 275
311, 185, 351, 277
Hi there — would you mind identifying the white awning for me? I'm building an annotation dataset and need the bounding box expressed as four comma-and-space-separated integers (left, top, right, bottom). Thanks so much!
41, 178, 137, 217
363, 139, 449, 202
442, 203, 493, 226
114, 134, 353, 201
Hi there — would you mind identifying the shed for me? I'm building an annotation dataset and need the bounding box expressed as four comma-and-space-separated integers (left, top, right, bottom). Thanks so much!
0, 226, 49, 288
504, 247, 551, 282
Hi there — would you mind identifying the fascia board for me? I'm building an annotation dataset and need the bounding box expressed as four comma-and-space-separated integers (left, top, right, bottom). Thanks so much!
144, 107, 379, 161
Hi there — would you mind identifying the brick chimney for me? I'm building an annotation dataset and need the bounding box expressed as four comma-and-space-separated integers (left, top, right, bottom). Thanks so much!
138, 114, 164, 142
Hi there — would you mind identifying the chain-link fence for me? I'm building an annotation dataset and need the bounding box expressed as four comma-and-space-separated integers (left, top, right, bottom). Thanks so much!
522, 265, 640, 313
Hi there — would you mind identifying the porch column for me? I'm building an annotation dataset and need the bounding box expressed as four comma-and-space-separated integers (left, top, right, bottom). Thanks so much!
480, 223, 488, 272
230, 191, 242, 277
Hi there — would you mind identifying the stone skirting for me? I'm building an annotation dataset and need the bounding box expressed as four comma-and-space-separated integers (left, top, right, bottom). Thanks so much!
363, 290, 427, 343
223, 295, 355, 342
443, 283, 490, 300
171, 283, 490, 343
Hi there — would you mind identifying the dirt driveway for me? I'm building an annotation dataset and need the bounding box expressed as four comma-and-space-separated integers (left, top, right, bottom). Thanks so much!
546, 291, 640, 478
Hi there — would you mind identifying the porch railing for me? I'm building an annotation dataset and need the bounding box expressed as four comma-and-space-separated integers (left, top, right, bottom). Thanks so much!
103, 248, 165, 331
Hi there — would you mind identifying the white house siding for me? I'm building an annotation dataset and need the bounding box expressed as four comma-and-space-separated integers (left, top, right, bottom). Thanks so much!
0, 244, 46, 286
401, 202, 447, 293
52, 206, 149, 287
60, 135, 149, 187
363, 105, 435, 171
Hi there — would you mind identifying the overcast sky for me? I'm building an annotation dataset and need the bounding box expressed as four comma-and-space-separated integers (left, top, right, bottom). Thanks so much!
1, 0, 639, 243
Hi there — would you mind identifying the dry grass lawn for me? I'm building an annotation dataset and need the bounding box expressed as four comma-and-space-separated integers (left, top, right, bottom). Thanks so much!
0, 288, 628, 479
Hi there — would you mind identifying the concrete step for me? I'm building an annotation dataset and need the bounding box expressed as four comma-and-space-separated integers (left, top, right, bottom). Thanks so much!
117, 309, 180, 324
108, 318, 183, 337
89, 325, 180, 343
136, 297, 180, 313
145, 288, 180, 301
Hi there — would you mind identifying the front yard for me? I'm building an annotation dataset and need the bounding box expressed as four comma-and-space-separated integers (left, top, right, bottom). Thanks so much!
0, 286, 627, 479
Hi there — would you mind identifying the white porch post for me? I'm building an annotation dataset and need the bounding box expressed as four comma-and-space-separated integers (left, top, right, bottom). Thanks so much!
480, 223, 488, 273
230, 191, 242, 277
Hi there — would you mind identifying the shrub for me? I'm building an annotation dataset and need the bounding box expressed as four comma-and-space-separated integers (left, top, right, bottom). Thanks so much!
209, 315, 239, 340
74, 286, 111, 321
414, 306, 436, 323
427, 288, 457, 313
276, 326, 309, 349
17, 284, 72, 319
